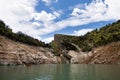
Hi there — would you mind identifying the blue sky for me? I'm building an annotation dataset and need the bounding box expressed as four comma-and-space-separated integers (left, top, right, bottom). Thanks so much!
0, 0, 120, 43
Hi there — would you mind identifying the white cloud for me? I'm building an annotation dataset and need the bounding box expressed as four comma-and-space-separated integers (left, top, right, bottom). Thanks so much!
0, 0, 60, 42
42, 0, 58, 6
71, 8, 82, 17
104, 0, 120, 19
42, 37, 54, 43
0, 0, 36, 32
0, 0, 120, 43
69, 3, 86, 10
53, 11, 61, 18
71, 0, 120, 21
32, 22, 41, 27
37, 0, 120, 36
73, 29, 93, 36
0, 0, 41, 39
33, 11, 59, 22
38, 0, 120, 36
33, 10, 61, 23
71, 0, 108, 19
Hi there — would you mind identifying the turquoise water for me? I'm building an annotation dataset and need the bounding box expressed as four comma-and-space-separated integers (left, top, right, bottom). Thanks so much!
0, 64, 120, 80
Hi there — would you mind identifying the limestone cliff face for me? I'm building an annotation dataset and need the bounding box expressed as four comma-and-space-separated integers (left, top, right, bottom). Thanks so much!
0, 35, 60, 65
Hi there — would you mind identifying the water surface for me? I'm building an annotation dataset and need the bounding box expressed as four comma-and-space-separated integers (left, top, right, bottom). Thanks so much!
0, 64, 120, 80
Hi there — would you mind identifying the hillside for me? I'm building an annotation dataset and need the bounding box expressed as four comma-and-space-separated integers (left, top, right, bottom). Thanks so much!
0, 20, 49, 47
84, 42, 120, 64
0, 35, 60, 65
49, 20, 120, 64
52, 20, 120, 52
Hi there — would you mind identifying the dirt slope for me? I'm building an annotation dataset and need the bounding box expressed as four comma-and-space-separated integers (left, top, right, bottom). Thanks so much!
84, 42, 120, 64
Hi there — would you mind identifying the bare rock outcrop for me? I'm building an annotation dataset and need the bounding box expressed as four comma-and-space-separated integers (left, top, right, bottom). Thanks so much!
0, 36, 60, 65
85, 42, 120, 64
67, 50, 93, 63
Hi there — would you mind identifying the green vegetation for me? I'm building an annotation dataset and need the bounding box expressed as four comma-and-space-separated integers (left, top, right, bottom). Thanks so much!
0, 20, 48, 47
51, 20, 120, 52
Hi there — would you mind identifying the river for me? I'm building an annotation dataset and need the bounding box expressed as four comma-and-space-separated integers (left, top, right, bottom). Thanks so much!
0, 64, 120, 80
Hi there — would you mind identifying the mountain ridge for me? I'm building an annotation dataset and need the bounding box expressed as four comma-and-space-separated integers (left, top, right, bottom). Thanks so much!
51, 20, 120, 52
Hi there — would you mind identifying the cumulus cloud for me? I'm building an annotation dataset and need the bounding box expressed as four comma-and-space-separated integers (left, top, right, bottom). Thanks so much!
32, 22, 42, 27
71, 0, 108, 20
38, 0, 120, 36
71, 0, 120, 21
0, 0, 41, 39
73, 29, 93, 36
69, 3, 86, 10
0, 0, 61, 42
42, 0, 58, 6
33, 11, 60, 22
42, 37, 54, 43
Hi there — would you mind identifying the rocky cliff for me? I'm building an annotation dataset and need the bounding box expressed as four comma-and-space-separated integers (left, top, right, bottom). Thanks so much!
0, 35, 61, 65
52, 34, 120, 64
64, 42, 120, 64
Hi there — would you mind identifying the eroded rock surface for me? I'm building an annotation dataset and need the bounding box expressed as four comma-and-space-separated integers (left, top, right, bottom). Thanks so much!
0, 36, 60, 65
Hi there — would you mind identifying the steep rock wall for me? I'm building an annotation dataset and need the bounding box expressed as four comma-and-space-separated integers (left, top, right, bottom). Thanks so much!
0, 35, 60, 65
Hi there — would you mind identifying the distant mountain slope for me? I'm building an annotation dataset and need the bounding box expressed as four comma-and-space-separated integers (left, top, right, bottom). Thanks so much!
49, 20, 120, 64
52, 20, 120, 52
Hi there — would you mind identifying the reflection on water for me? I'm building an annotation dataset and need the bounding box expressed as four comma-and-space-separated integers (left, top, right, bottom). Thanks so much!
0, 64, 120, 80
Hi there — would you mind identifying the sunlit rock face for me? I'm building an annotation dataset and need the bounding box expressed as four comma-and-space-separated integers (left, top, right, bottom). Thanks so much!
67, 42, 120, 64
85, 42, 120, 64
67, 50, 92, 64
0, 35, 59, 65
